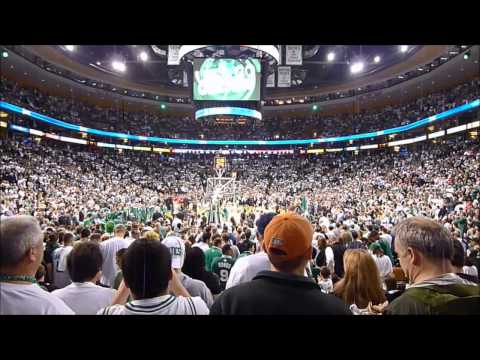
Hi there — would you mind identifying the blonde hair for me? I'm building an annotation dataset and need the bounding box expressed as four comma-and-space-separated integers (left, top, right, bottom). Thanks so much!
334, 249, 386, 308
144, 230, 160, 241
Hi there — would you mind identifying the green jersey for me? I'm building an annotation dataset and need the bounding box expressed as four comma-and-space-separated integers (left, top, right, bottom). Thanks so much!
204, 246, 223, 272
211, 255, 235, 290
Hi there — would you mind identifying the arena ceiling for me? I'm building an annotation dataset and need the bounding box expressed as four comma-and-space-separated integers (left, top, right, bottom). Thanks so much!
48, 45, 422, 88
5, 45, 453, 97
1, 45, 478, 117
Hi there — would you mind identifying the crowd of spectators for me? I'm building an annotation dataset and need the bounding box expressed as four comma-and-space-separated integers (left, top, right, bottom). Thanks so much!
0, 72, 479, 315
1, 77, 478, 140
0, 130, 479, 315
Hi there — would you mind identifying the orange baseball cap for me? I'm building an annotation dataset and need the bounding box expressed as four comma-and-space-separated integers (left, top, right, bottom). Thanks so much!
263, 212, 313, 263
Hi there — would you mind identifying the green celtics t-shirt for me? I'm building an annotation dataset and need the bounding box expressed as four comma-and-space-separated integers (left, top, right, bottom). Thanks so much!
204, 247, 223, 272
211, 255, 235, 290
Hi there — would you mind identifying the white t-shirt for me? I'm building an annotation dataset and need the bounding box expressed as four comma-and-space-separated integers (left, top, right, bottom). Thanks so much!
325, 246, 335, 272
379, 234, 393, 248
100, 237, 132, 287
372, 254, 393, 278
0, 282, 74, 315
326, 231, 336, 240
463, 265, 478, 277
178, 273, 213, 308
52, 246, 73, 289
226, 251, 271, 289
97, 294, 209, 315
192, 242, 210, 253
52, 282, 117, 315
318, 278, 333, 294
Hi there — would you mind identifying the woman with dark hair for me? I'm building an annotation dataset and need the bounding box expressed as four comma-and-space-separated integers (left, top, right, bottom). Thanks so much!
315, 236, 334, 274
330, 231, 348, 278
182, 247, 222, 296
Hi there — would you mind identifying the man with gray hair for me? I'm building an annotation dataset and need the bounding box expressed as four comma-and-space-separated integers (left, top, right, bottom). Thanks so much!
0, 215, 74, 314
386, 216, 479, 315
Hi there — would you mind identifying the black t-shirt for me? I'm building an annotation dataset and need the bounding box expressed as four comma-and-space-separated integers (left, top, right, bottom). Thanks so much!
58, 215, 71, 226
44, 242, 60, 264
315, 248, 327, 268
211, 271, 351, 315
199, 272, 222, 295
385, 289, 404, 303
331, 243, 346, 278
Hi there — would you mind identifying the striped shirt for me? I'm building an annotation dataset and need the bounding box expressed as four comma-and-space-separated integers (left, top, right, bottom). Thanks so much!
97, 295, 209, 315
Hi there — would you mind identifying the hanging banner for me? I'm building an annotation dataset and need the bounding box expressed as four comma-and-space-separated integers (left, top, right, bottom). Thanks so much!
168, 45, 181, 65
266, 72, 275, 87
286, 45, 302, 65
183, 71, 188, 87
278, 45, 282, 65
277, 66, 291, 87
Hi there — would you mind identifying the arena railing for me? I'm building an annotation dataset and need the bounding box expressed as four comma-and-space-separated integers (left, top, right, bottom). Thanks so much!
0, 99, 479, 146
1, 117, 478, 155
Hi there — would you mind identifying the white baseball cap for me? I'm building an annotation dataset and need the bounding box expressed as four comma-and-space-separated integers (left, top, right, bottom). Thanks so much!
172, 218, 182, 232
162, 235, 185, 269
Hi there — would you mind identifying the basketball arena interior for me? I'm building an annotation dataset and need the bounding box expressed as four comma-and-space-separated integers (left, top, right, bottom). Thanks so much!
0, 45, 479, 315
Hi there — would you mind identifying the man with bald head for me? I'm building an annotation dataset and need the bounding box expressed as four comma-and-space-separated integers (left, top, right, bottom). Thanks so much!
386, 216, 479, 315
0, 215, 74, 314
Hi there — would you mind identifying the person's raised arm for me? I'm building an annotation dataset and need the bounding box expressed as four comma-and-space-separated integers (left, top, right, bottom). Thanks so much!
111, 280, 130, 305
169, 270, 191, 297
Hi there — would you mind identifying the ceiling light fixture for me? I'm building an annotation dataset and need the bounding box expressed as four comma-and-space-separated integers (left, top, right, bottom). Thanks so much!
139, 51, 149, 62
374, 55, 381, 63
350, 61, 364, 74
327, 52, 335, 62
112, 60, 126, 72
65, 45, 75, 52
400, 45, 408, 53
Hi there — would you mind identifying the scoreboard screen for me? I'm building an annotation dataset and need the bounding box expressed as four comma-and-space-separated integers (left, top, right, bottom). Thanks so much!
193, 58, 261, 101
